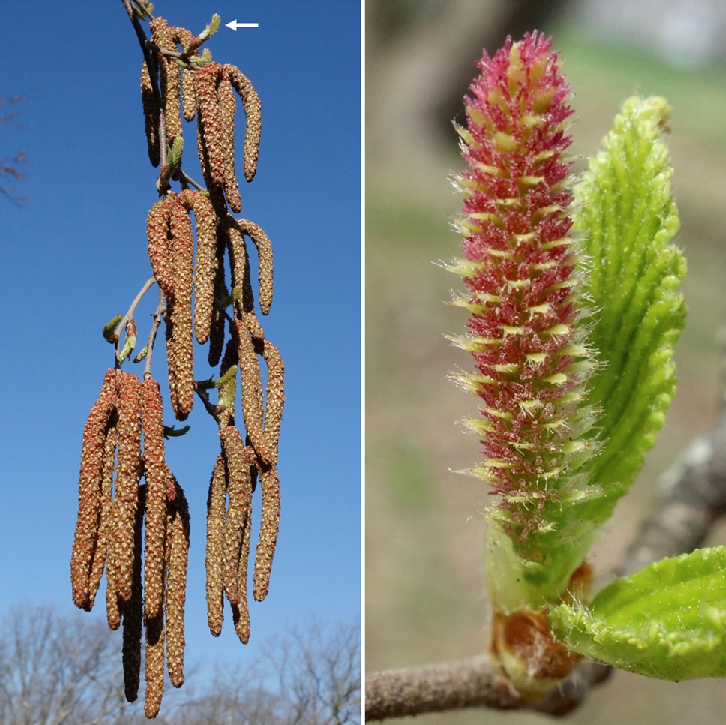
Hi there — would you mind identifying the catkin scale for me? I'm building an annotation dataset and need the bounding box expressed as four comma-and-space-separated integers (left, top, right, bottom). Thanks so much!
113, 373, 143, 602
166, 478, 190, 687
142, 379, 168, 620
71, 369, 117, 611
226, 65, 262, 183
205, 454, 227, 636
217, 69, 242, 213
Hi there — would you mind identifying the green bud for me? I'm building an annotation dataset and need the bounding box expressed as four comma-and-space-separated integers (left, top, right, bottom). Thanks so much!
214, 365, 237, 389
133, 345, 148, 363
199, 13, 221, 41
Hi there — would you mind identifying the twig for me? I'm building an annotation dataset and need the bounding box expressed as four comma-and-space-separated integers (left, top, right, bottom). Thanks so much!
179, 170, 205, 191
143, 286, 166, 380
193, 383, 220, 424
115, 276, 156, 343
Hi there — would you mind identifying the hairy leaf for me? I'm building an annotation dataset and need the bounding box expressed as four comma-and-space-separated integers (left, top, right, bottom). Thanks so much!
573, 96, 686, 524
549, 547, 726, 680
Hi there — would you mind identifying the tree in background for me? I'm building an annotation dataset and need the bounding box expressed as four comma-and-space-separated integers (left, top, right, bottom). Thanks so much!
0, 604, 360, 725
0, 96, 27, 203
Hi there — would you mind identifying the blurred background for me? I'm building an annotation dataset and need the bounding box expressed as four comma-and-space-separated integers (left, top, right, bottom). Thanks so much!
366, 1, 726, 723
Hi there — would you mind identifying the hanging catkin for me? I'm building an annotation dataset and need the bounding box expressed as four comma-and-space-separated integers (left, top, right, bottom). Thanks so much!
177, 189, 217, 344
225, 65, 262, 183
114, 372, 143, 602
146, 199, 175, 301
142, 378, 168, 620
150, 17, 182, 145
71, 369, 118, 610
217, 68, 242, 213
167, 197, 195, 419
195, 62, 225, 186
87, 408, 118, 610
207, 229, 227, 367
205, 454, 227, 637
122, 483, 146, 704
166, 476, 190, 688
141, 61, 160, 167
235, 218, 274, 315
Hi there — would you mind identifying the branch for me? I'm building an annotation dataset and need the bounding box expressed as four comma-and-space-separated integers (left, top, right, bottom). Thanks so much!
143, 284, 166, 379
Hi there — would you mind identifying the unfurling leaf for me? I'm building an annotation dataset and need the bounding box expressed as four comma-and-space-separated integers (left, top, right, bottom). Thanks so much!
133, 345, 148, 363
118, 320, 137, 364
163, 425, 191, 439
102, 314, 123, 343
549, 547, 726, 680
213, 364, 237, 389
199, 14, 221, 42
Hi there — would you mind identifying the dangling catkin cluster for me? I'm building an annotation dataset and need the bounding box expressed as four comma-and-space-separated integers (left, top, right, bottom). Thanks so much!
73, 8, 285, 719
71, 372, 190, 717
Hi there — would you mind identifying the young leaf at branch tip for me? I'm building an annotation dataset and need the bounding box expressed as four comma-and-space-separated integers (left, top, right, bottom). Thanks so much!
132, 345, 148, 363
549, 547, 726, 680
195, 376, 216, 391
164, 425, 191, 439
117, 319, 137, 364
199, 14, 221, 42
213, 364, 237, 389
167, 136, 184, 170
103, 314, 123, 343
214, 285, 239, 311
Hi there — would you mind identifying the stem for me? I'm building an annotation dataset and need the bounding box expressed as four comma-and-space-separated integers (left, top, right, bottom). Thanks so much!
143, 285, 166, 380
115, 276, 156, 342
193, 383, 220, 424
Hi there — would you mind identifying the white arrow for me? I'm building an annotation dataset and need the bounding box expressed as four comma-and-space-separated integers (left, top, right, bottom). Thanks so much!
226, 20, 259, 30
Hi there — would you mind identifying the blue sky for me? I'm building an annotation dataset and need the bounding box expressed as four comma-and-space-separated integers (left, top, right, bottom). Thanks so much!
1, 0, 360, 681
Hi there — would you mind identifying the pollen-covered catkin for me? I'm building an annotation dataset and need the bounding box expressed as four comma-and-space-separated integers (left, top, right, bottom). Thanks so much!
122, 483, 145, 704
253, 465, 280, 602
217, 68, 242, 213
208, 232, 227, 367
141, 61, 160, 167
195, 62, 225, 186
226, 65, 261, 183
114, 372, 143, 603
261, 340, 285, 452
236, 219, 274, 315
206, 454, 227, 637
71, 369, 117, 611
225, 220, 265, 341
166, 478, 190, 688
220, 426, 253, 608
144, 605, 165, 719
150, 17, 182, 144
177, 189, 217, 344
235, 320, 272, 465
87, 409, 118, 610
142, 378, 168, 620
168, 197, 195, 420
147, 199, 175, 301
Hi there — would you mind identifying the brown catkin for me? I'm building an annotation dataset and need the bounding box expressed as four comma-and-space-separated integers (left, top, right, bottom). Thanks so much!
253, 465, 280, 602
177, 190, 217, 344
141, 61, 160, 167
166, 478, 190, 688
150, 17, 182, 144
182, 69, 197, 121
70, 369, 117, 611
146, 199, 175, 301
168, 197, 195, 420
217, 68, 242, 213
87, 409, 118, 610
196, 114, 228, 218
235, 320, 273, 465
195, 62, 225, 186
234, 462, 253, 643
142, 378, 167, 620
144, 606, 165, 719
114, 372, 143, 603
206, 454, 227, 636
236, 219, 274, 315
225, 65, 261, 183
220, 427, 252, 607
225, 220, 265, 341
261, 340, 285, 452
207, 231, 227, 367
122, 483, 145, 704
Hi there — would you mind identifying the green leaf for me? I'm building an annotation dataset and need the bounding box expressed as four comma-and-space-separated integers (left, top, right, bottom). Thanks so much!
132, 345, 148, 364
164, 424, 190, 439
199, 14, 220, 42
573, 96, 686, 524
549, 547, 726, 680
102, 314, 122, 343
118, 333, 136, 364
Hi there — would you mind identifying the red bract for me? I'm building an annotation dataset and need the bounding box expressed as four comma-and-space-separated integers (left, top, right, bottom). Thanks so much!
453, 32, 593, 545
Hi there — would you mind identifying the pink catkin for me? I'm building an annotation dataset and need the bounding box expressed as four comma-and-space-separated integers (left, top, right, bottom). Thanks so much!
456, 33, 586, 540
